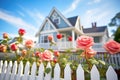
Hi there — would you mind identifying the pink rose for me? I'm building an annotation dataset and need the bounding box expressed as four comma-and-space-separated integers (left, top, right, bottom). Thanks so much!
25, 40, 34, 48
54, 50, 60, 57
41, 50, 53, 61
3, 33, 9, 39
10, 44, 18, 51
18, 28, 26, 36
76, 36, 94, 50
48, 35, 53, 41
80, 48, 96, 59
35, 51, 41, 57
104, 40, 120, 54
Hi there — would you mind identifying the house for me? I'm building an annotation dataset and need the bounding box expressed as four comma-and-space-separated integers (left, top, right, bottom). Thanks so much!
83, 22, 109, 52
35, 7, 109, 52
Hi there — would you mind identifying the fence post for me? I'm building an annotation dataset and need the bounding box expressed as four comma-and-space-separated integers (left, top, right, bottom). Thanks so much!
10, 61, 17, 80
44, 62, 52, 80
76, 64, 84, 80
29, 62, 37, 80
0, 60, 3, 73
37, 63, 44, 80
106, 66, 118, 80
54, 63, 60, 80
22, 61, 30, 80
4, 61, 12, 80
91, 65, 100, 80
16, 61, 23, 80
64, 64, 71, 80
0, 61, 7, 80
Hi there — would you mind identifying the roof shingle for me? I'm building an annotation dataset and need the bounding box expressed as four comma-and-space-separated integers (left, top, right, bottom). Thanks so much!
83, 26, 107, 33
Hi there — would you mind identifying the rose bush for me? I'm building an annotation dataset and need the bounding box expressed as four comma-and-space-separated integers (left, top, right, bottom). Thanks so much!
0, 28, 119, 80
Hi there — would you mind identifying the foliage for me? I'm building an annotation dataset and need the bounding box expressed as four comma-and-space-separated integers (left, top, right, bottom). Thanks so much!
0, 28, 119, 80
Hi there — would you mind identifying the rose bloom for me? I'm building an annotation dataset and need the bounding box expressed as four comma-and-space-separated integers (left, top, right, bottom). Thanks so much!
48, 35, 53, 41
104, 40, 120, 54
25, 40, 34, 48
21, 49, 27, 56
35, 51, 41, 57
68, 36, 72, 41
40, 50, 54, 61
53, 58, 58, 63
10, 44, 18, 51
3, 33, 9, 39
54, 50, 60, 57
76, 36, 94, 50
80, 48, 96, 59
18, 28, 26, 36
0, 44, 7, 52
56, 34, 62, 39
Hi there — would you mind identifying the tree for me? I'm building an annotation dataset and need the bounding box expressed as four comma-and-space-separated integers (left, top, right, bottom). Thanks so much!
109, 12, 120, 43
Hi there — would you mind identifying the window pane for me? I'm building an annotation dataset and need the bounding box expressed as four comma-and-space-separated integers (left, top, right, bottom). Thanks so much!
94, 36, 100, 43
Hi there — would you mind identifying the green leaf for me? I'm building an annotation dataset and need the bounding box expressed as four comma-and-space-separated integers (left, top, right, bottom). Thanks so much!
98, 60, 106, 65
88, 59, 99, 65
45, 68, 51, 74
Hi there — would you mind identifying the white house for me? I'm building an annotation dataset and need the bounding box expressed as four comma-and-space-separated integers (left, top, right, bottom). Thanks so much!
35, 7, 109, 52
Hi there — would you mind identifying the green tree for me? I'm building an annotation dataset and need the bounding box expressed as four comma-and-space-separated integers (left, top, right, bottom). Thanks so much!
109, 12, 120, 43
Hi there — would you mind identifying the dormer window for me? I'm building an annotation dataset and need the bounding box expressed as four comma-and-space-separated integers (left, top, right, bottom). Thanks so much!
52, 12, 60, 24
53, 18, 60, 24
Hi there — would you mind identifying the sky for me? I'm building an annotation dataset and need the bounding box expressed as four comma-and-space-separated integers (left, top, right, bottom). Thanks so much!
0, 0, 120, 42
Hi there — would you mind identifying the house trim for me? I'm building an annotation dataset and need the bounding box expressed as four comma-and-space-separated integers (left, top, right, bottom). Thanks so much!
35, 17, 58, 37
48, 7, 72, 27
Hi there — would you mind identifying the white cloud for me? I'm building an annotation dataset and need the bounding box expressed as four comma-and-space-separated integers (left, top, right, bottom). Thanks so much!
17, 11, 25, 17
26, 9, 45, 26
81, 6, 111, 28
18, 5, 45, 27
0, 10, 38, 41
88, 0, 101, 5
63, 0, 81, 15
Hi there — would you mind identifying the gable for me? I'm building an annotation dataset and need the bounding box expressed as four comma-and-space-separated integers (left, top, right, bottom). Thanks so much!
48, 7, 72, 28
41, 21, 54, 31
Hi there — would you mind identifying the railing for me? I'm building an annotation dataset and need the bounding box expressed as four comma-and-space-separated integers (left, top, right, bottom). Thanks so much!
0, 60, 118, 80
35, 42, 106, 52
70, 53, 120, 69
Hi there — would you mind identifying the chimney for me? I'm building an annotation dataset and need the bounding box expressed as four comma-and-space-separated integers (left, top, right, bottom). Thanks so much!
92, 22, 97, 28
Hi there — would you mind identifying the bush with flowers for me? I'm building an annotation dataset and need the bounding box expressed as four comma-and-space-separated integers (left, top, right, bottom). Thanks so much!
0, 28, 120, 80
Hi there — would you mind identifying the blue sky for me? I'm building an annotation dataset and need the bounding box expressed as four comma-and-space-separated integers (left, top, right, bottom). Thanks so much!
0, 0, 120, 41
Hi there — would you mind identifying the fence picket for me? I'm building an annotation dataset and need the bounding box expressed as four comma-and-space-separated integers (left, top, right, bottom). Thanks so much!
44, 62, 52, 80
77, 64, 84, 80
64, 64, 71, 80
0, 60, 119, 80
0, 61, 7, 80
91, 65, 100, 80
54, 63, 60, 80
22, 61, 30, 80
106, 66, 118, 80
10, 61, 17, 80
37, 63, 44, 80
29, 62, 37, 80
4, 61, 12, 80
16, 61, 23, 80
0, 60, 3, 73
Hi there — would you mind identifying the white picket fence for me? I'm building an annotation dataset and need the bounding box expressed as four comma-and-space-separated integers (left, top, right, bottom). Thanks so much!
0, 60, 118, 80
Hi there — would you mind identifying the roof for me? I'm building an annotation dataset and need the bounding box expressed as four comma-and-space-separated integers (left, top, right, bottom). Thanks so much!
67, 16, 78, 26
83, 26, 107, 33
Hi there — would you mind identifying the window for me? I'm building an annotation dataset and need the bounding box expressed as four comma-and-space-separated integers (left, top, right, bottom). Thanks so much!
53, 17, 60, 24
40, 34, 52, 43
94, 36, 100, 43
43, 23, 50, 31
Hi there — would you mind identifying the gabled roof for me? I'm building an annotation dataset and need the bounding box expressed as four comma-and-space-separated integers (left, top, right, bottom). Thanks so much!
67, 16, 78, 26
83, 26, 107, 33
48, 7, 72, 27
